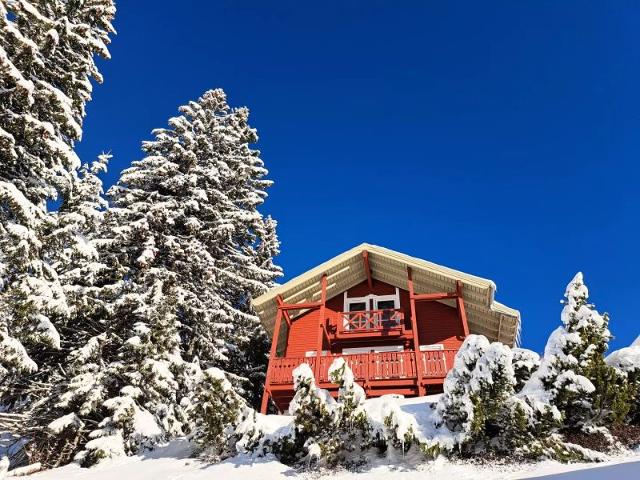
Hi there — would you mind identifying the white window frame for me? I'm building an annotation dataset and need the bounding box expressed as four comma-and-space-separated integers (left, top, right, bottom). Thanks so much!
374, 290, 400, 311
343, 288, 400, 312
342, 344, 404, 355
343, 292, 370, 312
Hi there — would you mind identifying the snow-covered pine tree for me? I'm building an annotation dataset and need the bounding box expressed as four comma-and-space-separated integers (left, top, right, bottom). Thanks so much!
276, 363, 336, 466
326, 358, 372, 465
436, 335, 532, 453
520, 273, 624, 428
0, 0, 115, 387
36, 89, 282, 466
19, 155, 113, 468
105, 88, 282, 405
436, 335, 490, 439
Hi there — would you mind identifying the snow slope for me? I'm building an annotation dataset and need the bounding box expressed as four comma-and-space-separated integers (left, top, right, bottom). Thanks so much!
25, 441, 640, 480
25, 394, 640, 480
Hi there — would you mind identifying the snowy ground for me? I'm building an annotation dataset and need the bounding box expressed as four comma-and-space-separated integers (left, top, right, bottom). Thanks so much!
25, 442, 640, 480
23, 395, 640, 480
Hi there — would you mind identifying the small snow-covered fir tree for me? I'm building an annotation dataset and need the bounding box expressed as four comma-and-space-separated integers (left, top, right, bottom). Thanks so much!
189, 367, 257, 460
437, 335, 490, 438
520, 273, 624, 428
276, 363, 336, 466
325, 358, 372, 465
436, 335, 532, 453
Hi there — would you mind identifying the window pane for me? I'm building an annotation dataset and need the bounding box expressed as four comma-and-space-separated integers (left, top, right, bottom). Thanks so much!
348, 301, 367, 312
377, 300, 395, 310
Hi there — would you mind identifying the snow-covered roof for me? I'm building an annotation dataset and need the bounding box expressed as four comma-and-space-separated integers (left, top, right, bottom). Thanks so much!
252, 243, 521, 347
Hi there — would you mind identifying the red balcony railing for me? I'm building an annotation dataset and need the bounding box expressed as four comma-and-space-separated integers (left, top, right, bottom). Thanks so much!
339, 309, 404, 333
269, 349, 456, 386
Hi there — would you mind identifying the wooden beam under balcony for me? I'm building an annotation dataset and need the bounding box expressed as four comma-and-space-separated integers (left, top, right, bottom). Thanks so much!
332, 329, 409, 341
411, 291, 458, 301
275, 295, 292, 327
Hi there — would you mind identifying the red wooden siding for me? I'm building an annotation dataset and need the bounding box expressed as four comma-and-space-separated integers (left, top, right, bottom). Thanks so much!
285, 280, 463, 355
268, 278, 467, 412
285, 309, 331, 357
415, 301, 464, 350
286, 280, 411, 356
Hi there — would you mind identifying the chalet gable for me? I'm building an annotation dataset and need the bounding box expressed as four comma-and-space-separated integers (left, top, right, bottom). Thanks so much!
252, 243, 521, 346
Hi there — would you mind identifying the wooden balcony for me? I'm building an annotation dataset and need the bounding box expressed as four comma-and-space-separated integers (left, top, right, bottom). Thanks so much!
340, 309, 404, 332
329, 309, 408, 341
269, 349, 457, 389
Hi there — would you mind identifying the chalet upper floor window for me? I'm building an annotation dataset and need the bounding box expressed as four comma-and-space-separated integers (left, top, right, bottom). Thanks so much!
343, 288, 400, 312
342, 288, 402, 330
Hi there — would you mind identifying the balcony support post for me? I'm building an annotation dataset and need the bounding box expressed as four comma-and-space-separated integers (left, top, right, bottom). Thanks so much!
407, 267, 426, 396
456, 280, 470, 336
261, 305, 284, 414
313, 274, 328, 380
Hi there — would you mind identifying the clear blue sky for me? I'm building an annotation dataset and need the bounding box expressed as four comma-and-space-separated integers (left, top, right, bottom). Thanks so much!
76, 1, 640, 353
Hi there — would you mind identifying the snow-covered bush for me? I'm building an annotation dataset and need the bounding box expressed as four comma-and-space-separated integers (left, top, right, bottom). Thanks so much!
379, 398, 420, 456
77, 394, 162, 467
607, 338, 640, 425
512, 348, 541, 392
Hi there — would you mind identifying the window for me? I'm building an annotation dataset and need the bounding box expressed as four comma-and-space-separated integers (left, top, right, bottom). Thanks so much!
376, 300, 396, 310
374, 296, 399, 325
348, 301, 368, 312
343, 288, 401, 313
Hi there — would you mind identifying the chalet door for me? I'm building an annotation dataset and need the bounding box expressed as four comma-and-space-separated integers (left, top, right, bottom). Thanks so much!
375, 299, 396, 327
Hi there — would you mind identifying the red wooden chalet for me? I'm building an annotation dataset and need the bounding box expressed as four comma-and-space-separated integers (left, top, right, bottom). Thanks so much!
252, 244, 520, 414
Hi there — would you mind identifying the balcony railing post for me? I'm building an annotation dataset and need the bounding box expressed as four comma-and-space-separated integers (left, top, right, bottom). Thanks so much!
313, 274, 328, 380
364, 353, 370, 387
340, 309, 403, 333
407, 267, 426, 396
